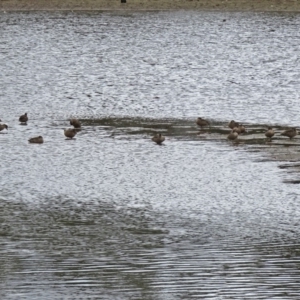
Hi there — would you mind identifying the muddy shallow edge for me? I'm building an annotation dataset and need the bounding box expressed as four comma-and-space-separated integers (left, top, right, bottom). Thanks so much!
2, 0, 300, 12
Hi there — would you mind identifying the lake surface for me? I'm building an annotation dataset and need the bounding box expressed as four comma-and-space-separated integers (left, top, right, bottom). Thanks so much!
1, 10, 300, 299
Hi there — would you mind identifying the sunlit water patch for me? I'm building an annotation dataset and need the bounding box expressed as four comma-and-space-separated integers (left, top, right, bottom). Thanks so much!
1, 10, 300, 124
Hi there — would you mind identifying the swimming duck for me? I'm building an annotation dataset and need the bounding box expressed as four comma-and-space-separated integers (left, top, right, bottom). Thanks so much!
64, 128, 77, 139
280, 128, 297, 140
227, 130, 238, 141
0, 124, 8, 131
70, 118, 81, 129
19, 113, 28, 123
228, 120, 239, 129
196, 117, 210, 128
28, 136, 44, 144
265, 127, 275, 140
152, 133, 165, 145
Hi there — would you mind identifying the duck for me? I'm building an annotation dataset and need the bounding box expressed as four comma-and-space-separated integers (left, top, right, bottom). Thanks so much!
265, 127, 275, 140
70, 118, 81, 129
232, 126, 242, 134
64, 128, 77, 139
227, 130, 238, 141
280, 128, 297, 140
238, 124, 246, 134
28, 136, 44, 144
19, 113, 28, 123
196, 117, 210, 128
228, 120, 239, 129
0, 124, 8, 132
152, 133, 165, 145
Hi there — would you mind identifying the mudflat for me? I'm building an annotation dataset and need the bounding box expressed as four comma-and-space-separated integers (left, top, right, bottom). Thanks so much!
1, 0, 300, 11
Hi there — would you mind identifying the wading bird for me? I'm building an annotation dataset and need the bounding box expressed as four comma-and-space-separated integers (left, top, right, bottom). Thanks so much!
196, 117, 210, 129
265, 127, 275, 141
281, 128, 297, 140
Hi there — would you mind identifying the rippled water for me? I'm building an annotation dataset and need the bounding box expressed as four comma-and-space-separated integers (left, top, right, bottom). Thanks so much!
1, 10, 300, 299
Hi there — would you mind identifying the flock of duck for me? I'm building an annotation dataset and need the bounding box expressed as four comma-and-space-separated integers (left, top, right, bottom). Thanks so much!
0, 114, 298, 145
152, 117, 299, 145
0, 113, 82, 143
197, 117, 298, 142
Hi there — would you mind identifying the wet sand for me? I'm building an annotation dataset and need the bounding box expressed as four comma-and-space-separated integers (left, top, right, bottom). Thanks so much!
1, 0, 300, 12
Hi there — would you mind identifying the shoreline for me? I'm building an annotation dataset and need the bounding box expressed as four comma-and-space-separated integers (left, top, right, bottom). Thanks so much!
1, 0, 300, 12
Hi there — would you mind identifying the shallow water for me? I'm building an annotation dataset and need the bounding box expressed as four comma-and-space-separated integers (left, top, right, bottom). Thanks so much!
1, 10, 300, 299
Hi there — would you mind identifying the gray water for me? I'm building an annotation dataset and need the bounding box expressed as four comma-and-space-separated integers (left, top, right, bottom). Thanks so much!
1, 10, 300, 299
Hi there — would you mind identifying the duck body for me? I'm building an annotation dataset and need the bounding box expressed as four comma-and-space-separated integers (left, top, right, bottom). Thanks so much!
0, 124, 8, 131
232, 126, 242, 134
228, 120, 239, 129
19, 113, 28, 123
238, 125, 246, 134
265, 127, 275, 139
227, 130, 238, 141
28, 136, 44, 144
70, 118, 81, 129
64, 128, 77, 139
152, 133, 165, 145
281, 128, 297, 140
196, 117, 210, 128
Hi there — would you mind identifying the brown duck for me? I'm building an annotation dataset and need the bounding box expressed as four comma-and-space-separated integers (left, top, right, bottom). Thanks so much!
232, 126, 242, 134
265, 127, 275, 140
227, 130, 238, 141
228, 120, 239, 129
196, 117, 210, 128
238, 124, 246, 134
70, 118, 81, 129
0, 124, 8, 132
64, 128, 77, 139
152, 133, 165, 145
28, 136, 44, 144
281, 128, 297, 140
19, 113, 28, 123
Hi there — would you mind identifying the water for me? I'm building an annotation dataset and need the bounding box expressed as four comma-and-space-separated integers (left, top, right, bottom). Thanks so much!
1, 10, 300, 299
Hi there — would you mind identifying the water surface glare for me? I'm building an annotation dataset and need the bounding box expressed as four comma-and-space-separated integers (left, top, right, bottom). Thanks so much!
1, 10, 300, 299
